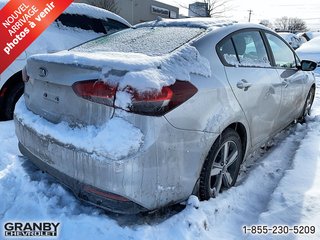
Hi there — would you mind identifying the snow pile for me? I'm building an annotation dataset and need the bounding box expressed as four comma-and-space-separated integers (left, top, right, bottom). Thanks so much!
14, 98, 144, 160
110, 45, 211, 92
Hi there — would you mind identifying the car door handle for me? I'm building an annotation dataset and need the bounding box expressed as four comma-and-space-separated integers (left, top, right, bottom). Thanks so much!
282, 79, 289, 88
237, 79, 252, 91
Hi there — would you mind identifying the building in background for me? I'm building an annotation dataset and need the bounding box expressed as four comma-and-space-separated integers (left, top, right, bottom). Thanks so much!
75, 0, 179, 25
189, 2, 208, 17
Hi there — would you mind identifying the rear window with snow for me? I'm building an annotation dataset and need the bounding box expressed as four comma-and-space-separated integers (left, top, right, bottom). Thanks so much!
72, 27, 205, 56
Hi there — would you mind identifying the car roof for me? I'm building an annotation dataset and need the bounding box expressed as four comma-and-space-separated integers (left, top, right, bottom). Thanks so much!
135, 17, 235, 29
135, 18, 271, 33
0, 1, 130, 27
277, 32, 297, 36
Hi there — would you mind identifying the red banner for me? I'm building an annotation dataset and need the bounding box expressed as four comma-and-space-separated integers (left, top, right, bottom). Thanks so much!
0, 0, 73, 74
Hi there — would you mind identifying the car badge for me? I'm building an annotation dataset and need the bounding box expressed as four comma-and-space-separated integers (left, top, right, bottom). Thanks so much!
39, 67, 48, 77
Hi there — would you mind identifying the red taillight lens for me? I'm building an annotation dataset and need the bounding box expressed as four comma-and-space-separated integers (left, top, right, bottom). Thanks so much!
133, 86, 173, 102
130, 80, 198, 116
83, 185, 130, 202
72, 80, 117, 106
72, 80, 197, 116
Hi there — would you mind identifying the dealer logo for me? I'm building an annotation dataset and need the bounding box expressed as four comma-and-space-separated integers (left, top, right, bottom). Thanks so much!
3, 222, 60, 238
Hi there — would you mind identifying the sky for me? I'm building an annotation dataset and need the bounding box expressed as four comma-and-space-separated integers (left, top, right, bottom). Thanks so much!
158, 0, 320, 31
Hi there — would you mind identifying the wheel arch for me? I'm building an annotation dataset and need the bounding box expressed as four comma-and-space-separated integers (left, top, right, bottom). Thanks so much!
192, 121, 249, 196
0, 70, 23, 119
224, 122, 248, 162
0, 70, 23, 100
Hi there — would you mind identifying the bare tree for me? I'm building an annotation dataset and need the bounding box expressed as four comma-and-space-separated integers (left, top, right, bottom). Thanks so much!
259, 19, 273, 29
288, 17, 308, 32
183, 0, 232, 18
85, 0, 119, 14
274, 16, 308, 32
204, 0, 232, 17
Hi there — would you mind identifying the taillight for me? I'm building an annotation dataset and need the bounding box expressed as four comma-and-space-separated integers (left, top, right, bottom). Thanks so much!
72, 80, 117, 106
130, 81, 197, 116
72, 80, 198, 116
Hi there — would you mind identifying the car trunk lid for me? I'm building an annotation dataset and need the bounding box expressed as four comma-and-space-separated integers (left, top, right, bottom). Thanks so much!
24, 58, 118, 126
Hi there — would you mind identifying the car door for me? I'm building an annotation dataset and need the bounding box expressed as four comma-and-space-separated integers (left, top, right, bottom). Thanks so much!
217, 30, 282, 147
264, 32, 308, 130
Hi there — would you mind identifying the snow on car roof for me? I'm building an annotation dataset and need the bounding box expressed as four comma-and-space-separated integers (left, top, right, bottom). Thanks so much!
277, 32, 298, 41
135, 17, 235, 30
0, 1, 130, 27
64, 3, 130, 27
304, 31, 320, 40
277, 32, 296, 37
296, 37, 320, 54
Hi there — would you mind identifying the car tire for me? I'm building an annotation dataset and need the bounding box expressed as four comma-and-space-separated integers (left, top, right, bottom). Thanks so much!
298, 87, 315, 123
3, 81, 24, 120
199, 129, 243, 200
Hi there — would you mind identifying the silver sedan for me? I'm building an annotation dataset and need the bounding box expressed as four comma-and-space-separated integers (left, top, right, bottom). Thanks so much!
15, 19, 316, 214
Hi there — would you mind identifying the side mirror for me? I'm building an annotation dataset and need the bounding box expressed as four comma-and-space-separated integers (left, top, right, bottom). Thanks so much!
299, 60, 317, 71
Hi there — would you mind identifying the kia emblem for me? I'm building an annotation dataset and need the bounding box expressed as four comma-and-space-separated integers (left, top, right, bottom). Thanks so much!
39, 67, 48, 77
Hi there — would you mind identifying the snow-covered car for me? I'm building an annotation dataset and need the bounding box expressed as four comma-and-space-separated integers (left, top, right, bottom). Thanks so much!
296, 37, 320, 66
15, 19, 317, 214
0, 2, 130, 120
277, 32, 302, 49
298, 31, 320, 41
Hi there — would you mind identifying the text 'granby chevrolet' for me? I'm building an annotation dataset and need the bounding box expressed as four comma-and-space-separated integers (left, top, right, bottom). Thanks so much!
3, 222, 60, 237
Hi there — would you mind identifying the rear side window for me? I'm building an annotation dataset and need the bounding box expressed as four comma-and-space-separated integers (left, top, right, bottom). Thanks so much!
56, 14, 128, 35
56, 14, 106, 33
218, 31, 270, 67
218, 39, 238, 65
265, 33, 296, 68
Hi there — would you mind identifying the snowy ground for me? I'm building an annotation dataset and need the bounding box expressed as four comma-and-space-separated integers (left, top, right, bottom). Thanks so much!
1, 71, 320, 239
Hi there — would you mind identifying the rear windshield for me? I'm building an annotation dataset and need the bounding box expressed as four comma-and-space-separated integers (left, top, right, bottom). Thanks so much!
72, 27, 205, 56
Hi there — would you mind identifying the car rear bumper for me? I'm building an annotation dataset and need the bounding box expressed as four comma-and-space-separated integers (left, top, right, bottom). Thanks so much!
19, 143, 147, 214
14, 104, 216, 213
